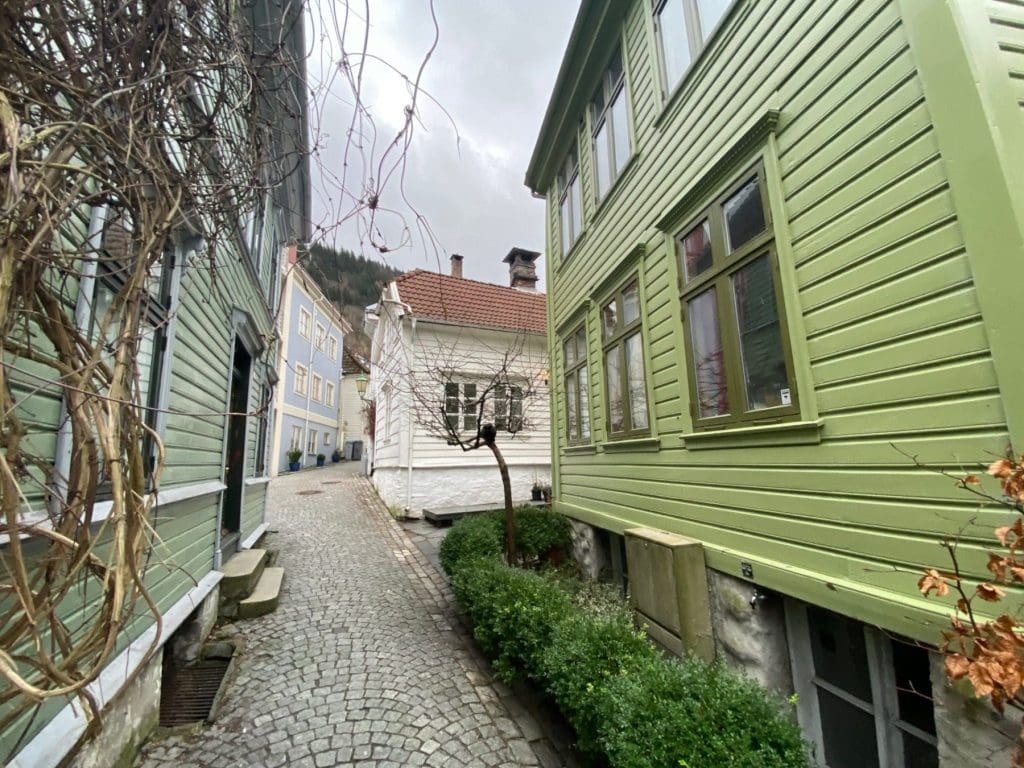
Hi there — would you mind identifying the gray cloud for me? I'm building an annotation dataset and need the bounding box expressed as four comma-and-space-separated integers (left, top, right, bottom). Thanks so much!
307, 2, 579, 290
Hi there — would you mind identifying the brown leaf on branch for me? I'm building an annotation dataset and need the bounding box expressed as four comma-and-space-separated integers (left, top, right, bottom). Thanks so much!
976, 583, 1007, 602
959, 474, 981, 487
918, 569, 950, 598
946, 653, 971, 680
990, 459, 1015, 479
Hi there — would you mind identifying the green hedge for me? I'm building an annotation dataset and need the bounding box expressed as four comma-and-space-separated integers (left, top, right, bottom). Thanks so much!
441, 512, 809, 768
438, 506, 571, 574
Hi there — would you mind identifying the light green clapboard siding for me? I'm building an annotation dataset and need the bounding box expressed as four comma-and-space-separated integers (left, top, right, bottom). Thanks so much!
242, 482, 266, 540
542, 0, 1016, 643
988, 0, 1024, 113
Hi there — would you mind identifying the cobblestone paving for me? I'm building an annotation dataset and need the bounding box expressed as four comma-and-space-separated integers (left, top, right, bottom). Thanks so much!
137, 463, 557, 768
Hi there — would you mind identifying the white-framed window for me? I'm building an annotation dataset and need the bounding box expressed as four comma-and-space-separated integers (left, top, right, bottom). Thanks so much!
557, 143, 583, 258
786, 601, 938, 768
591, 48, 632, 201
492, 385, 525, 433
306, 429, 318, 454
315, 322, 326, 351
654, 0, 732, 93
379, 385, 392, 442
328, 336, 338, 360
290, 425, 302, 451
444, 382, 478, 433
325, 381, 335, 407
323, 432, 331, 446
311, 373, 323, 403
294, 363, 308, 396
298, 306, 312, 339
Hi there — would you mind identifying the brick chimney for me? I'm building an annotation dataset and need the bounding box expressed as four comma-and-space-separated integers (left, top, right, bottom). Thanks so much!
450, 253, 464, 279
286, 243, 299, 264
503, 248, 541, 291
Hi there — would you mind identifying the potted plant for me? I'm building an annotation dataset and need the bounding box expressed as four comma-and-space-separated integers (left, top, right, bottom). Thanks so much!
541, 484, 552, 504
316, 453, 326, 467
531, 481, 543, 502
331, 448, 342, 463
287, 447, 302, 472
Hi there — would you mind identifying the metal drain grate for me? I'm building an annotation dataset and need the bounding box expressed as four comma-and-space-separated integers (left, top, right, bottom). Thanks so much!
159, 657, 231, 727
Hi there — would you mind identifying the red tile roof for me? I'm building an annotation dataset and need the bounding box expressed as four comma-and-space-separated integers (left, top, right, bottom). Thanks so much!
394, 270, 546, 334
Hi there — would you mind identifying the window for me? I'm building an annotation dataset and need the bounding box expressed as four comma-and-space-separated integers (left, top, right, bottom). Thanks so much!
290, 425, 302, 451
654, 0, 732, 92
328, 336, 338, 360
557, 144, 583, 257
602, 278, 649, 437
325, 381, 335, 407
493, 385, 525, 433
379, 385, 392, 442
306, 429, 317, 454
294, 363, 308, 396
591, 49, 632, 201
315, 322, 326, 351
323, 432, 331, 446
298, 307, 311, 339
255, 384, 271, 475
678, 164, 798, 428
311, 373, 323, 403
788, 602, 938, 768
563, 325, 591, 443
444, 382, 478, 433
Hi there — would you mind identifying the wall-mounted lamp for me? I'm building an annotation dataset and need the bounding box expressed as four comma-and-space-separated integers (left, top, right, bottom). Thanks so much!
355, 373, 369, 399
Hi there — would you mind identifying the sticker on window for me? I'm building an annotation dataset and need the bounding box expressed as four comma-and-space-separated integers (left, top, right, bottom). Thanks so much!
780, 388, 791, 406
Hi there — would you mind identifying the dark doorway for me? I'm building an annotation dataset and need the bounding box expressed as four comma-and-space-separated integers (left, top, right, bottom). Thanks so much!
221, 338, 251, 560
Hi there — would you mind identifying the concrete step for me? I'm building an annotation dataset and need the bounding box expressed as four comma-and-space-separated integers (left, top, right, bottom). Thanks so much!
219, 549, 268, 603
238, 567, 284, 619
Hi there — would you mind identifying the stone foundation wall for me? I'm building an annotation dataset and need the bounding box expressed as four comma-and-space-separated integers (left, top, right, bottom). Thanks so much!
373, 464, 550, 516
568, 519, 606, 579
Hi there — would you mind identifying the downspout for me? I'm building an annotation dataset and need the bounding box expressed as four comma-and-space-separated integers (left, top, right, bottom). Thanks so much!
51, 204, 107, 516
405, 315, 417, 513
302, 290, 316, 464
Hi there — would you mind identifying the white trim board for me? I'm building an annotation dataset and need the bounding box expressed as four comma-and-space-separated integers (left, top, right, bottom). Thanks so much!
240, 522, 269, 550
9, 571, 223, 768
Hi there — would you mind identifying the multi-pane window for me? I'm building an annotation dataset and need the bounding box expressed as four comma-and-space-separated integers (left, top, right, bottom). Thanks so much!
678, 163, 797, 427
306, 429, 318, 454
323, 432, 331, 446
788, 602, 939, 768
444, 382, 478, 433
294, 363, 308, 396
557, 144, 583, 257
493, 385, 525, 433
315, 323, 326, 351
563, 326, 591, 443
654, 0, 732, 92
602, 278, 649, 437
298, 307, 311, 339
591, 49, 632, 201
312, 373, 323, 403
290, 425, 302, 451
328, 336, 338, 360
326, 381, 336, 407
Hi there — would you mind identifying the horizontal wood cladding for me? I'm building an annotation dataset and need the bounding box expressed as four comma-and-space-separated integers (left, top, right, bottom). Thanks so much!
543, 0, 1012, 639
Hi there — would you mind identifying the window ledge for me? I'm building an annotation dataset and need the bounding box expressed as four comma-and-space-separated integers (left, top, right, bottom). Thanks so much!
679, 419, 823, 450
592, 152, 642, 223
554, 230, 589, 274
562, 443, 598, 455
600, 436, 661, 452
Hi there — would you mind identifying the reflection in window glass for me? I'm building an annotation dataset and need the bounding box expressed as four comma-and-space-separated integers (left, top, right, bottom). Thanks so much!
696, 0, 731, 39
463, 383, 478, 431
688, 288, 728, 418
622, 281, 640, 324
723, 178, 765, 252
564, 338, 576, 367
732, 255, 788, 411
567, 374, 578, 440
656, 0, 691, 89
559, 197, 571, 258
576, 327, 587, 359
625, 333, 648, 430
680, 220, 713, 281
594, 122, 611, 199
602, 301, 617, 338
611, 92, 630, 176
570, 176, 583, 242
606, 346, 623, 432
579, 368, 590, 439
817, 688, 881, 768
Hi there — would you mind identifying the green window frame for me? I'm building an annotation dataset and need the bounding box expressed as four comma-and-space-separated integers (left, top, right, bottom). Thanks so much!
678, 162, 799, 429
563, 325, 591, 443
653, 0, 733, 93
602, 277, 650, 438
591, 48, 632, 201
557, 143, 583, 258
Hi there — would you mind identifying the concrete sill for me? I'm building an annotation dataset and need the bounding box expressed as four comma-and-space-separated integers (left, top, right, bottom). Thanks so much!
679, 419, 823, 450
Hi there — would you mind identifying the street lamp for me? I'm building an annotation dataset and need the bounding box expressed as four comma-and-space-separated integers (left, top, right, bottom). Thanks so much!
355, 373, 368, 399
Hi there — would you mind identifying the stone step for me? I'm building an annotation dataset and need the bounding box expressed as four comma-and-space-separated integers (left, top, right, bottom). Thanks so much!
238, 567, 284, 619
219, 549, 268, 602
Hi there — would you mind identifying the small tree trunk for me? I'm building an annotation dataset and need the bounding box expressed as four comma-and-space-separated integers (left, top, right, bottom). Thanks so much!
487, 439, 517, 564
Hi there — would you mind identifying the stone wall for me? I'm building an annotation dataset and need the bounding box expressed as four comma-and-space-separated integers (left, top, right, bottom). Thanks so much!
373, 464, 550, 516
568, 519, 606, 579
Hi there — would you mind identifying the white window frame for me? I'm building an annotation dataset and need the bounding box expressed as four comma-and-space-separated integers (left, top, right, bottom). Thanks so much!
785, 601, 939, 768
311, 373, 323, 403
315, 322, 326, 351
325, 381, 335, 407
328, 336, 338, 360
323, 432, 331, 446
379, 385, 392, 442
298, 307, 312, 339
557, 143, 583, 258
591, 48, 632, 201
294, 363, 308, 396
290, 425, 302, 451
444, 381, 479, 434
653, 0, 733, 94
306, 429, 318, 454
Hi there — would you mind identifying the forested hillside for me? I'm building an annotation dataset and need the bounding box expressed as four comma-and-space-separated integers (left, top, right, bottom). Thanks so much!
302, 243, 401, 356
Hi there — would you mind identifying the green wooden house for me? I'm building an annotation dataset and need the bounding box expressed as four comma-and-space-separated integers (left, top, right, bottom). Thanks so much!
0, 3, 308, 766
526, 1, 1024, 765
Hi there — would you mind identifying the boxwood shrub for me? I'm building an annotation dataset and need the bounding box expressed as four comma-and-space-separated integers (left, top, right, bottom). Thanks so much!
438, 506, 571, 575
441, 511, 809, 768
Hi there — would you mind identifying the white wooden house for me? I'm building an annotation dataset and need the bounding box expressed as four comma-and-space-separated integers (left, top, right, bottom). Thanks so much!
365, 252, 550, 514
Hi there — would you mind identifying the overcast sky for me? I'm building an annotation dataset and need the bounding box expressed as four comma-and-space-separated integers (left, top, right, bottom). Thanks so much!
305, 2, 579, 290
